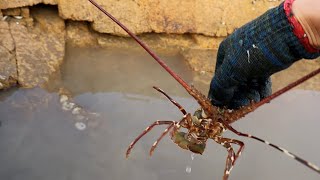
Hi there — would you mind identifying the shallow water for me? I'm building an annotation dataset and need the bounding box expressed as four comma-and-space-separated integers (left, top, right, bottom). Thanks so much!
60, 46, 204, 97
0, 46, 320, 180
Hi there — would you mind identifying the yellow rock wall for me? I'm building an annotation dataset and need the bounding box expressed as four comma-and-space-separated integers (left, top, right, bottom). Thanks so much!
2, 0, 282, 36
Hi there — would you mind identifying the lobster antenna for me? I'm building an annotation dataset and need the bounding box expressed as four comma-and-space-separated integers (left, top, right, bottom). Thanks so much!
88, 0, 320, 113
88, 0, 191, 92
255, 68, 320, 108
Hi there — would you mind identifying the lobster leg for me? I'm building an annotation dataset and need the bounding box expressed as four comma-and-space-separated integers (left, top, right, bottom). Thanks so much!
149, 123, 175, 156
214, 136, 245, 180
126, 120, 176, 158
228, 139, 245, 166
224, 123, 320, 173
149, 113, 192, 155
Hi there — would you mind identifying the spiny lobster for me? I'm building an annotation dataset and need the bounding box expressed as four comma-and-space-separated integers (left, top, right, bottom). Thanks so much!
88, 0, 320, 179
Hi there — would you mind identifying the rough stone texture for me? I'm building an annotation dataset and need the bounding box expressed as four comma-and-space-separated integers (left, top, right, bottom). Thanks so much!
97, 32, 222, 56
0, 21, 15, 51
9, 6, 65, 88
21, 7, 30, 18
1, 0, 282, 36
66, 21, 98, 47
58, 0, 282, 36
2, 7, 30, 18
271, 59, 320, 91
182, 49, 217, 73
0, 0, 57, 9
2, 8, 21, 16
0, 0, 283, 47
0, 21, 18, 89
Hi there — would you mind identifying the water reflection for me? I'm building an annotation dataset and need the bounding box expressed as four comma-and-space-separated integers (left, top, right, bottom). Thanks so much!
0, 87, 320, 180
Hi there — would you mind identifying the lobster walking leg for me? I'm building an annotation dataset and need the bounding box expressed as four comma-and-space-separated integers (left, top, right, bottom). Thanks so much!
214, 137, 240, 180
228, 139, 245, 166
149, 123, 175, 156
223, 144, 235, 180
126, 120, 176, 158
150, 114, 191, 155
224, 123, 320, 173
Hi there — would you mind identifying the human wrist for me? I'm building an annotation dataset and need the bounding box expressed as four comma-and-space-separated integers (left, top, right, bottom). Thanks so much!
292, 0, 320, 49
285, 0, 320, 52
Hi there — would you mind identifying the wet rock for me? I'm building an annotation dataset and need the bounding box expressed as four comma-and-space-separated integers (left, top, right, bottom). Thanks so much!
271, 60, 320, 91
58, 87, 100, 127
0, 21, 18, 89
0, 0, 57, 9
181, 49, 217, 73
98, 33, 195, 55
0, 47, 17, 89
9, 6, 65, 88
0, 21, 15, 51
66, 21, 97, 47
6, 87, 53, 110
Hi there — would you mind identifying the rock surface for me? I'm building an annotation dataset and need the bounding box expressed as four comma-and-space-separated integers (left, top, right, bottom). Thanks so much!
1, 0, 318, 93
0, 0, 57, 9
8, 6, 65, 88
0, 21, 17, 89
66, 21, 98, 47
58, 0, 282, 36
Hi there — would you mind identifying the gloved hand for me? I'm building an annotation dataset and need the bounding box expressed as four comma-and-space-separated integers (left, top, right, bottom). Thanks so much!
293, 0, 320, 49
208, 2, 320, 109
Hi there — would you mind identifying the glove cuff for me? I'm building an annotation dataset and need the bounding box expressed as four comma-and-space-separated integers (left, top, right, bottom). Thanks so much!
241, 2, 320, 61
284, 0, 320, 53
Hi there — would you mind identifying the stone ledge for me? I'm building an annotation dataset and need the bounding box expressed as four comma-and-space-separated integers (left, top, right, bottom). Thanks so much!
2, 0, 282, 36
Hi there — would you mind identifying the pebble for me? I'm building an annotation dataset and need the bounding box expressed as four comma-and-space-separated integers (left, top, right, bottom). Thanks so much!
75, 122, 86, 130
13, 16, 23, 19
59, 95, 68, 103
62, 101, 75, 111
72, 107, 81, 115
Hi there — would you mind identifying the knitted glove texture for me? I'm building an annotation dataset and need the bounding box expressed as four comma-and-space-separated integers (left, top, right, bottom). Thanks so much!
208, 2, 320, 109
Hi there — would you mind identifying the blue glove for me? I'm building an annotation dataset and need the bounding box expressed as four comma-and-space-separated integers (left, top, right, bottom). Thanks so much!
208, 2, 320, 109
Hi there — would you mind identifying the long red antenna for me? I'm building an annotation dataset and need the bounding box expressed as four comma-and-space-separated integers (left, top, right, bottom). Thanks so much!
88, 0, 320, 111
255, 67, 320, 108
88, 0, 191, 92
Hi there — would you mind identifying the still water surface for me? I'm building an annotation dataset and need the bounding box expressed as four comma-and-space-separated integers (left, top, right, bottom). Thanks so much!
0, 46, 319, 180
